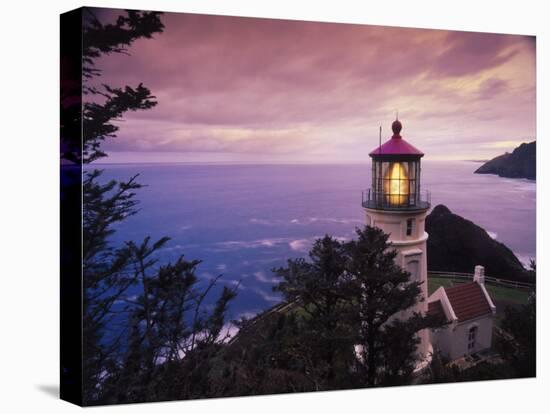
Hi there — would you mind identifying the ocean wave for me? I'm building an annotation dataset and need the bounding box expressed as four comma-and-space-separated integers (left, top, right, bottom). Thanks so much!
253, 271, 276, 284
213, 234, 371, 254
514, 252, 535, 269
160, 243, 198, 252
219, 278, 245, 290
288, 238, 311, 252
218, 322, 240, 343
299, 217, 364, 225
213, 238, 288, 250
249, 218, 276, 225
253, 287, 281, 303
199, 272, 215, 280
237, 310, 260, 320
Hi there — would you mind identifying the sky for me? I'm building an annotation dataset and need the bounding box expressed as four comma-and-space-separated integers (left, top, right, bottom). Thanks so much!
93, 9, 536, 163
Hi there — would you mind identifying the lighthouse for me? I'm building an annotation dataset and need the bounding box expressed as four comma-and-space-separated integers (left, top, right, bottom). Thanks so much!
362, 118, 432, 360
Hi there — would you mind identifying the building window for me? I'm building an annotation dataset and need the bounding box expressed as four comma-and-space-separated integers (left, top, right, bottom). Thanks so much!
407, 260, 420, 282
406, 218, 415, 236
467, 326, 477, 352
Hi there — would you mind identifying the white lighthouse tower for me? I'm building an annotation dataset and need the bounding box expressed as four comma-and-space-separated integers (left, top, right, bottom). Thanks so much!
361, 118, 432, 360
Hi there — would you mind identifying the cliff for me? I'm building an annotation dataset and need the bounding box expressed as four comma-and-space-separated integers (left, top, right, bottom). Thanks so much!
475, 141, 536, 180
426, 205, 531, 282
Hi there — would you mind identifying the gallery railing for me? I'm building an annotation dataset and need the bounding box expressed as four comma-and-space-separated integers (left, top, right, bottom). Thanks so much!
361, 188, 431, 211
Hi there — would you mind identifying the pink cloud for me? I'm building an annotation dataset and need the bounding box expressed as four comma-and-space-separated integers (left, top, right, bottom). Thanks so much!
89, 9, 536, 162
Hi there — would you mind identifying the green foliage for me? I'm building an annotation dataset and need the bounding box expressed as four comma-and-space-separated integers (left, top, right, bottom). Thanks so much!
82, 165, 239, 404
496, 293, 536, 378
60, 9, 165, 165
269, 227, 445, 390
429, 277, 529, 306
212, 311, 323, 396
62, 9, 164, 164
78, 9, 239, 405
75, 7, 498, 403
345, 227, 440, 386
426, 292, 536, 384
273, 236, 355, 387
83, 83, 158, 163
82, 170, 143, 402
82, 8, 165, 79
426, 350, 517, 384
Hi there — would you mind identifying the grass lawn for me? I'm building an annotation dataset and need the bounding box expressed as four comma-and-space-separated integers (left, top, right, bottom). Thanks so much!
428, 277, 530, 305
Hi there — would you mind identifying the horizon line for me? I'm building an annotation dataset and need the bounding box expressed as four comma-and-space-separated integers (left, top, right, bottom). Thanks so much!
85, 159, 488, 166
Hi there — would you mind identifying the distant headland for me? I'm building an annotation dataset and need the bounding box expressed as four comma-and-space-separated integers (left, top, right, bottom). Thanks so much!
474, 141, 536, 180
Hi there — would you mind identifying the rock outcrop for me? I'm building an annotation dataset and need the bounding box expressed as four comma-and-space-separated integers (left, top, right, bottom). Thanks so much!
426, 205, 531, 282
475, 141, 536, 180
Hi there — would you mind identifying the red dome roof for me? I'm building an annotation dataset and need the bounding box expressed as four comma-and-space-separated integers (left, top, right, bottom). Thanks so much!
369, 120, 424, 157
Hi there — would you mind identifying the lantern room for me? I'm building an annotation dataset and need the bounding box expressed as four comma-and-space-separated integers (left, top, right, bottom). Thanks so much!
362, 119, 430, 211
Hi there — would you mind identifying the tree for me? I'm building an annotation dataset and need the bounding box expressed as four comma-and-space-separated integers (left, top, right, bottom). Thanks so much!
209, 308, 320, 396
61, 9, 165, 164
70, 9, 238, 404
66, 7, 451, 402
345, 226, 441, 386
497, 292, 536, 378
76, 11, 166, 401
271, 227, 444, 390
82, 170, 143, 402
273, 236, 355, 388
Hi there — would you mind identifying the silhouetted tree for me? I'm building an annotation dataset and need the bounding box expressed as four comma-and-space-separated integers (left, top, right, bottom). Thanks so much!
82, 170, 143, 401
497, 292, 536, 378
70, 8, 457, 403
345, 226, 434, 386
273, 236, 355, 388
209, 309, 320, 396
62, 9, 164, 165
270, 227, 444, 390
74, 10, 238, 405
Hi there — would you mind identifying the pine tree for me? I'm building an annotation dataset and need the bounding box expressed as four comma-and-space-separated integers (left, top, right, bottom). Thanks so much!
82, 171, 143, 402
71, 9, 238, 404
76, 11, 165, 402
273, 235, 355, 388
497, 292, 536, 377
345, 226, 441, 386
272, 227, 445, 389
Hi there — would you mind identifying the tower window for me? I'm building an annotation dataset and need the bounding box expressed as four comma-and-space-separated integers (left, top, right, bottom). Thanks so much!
406, 218, 415, 236
407, 260, 420, 282
467, 326, 478, 352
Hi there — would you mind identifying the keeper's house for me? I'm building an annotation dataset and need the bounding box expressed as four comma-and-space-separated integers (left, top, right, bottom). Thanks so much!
427, 266, 497, 361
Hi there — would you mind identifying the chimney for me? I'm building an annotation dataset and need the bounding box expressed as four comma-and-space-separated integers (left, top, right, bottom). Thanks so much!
474, 265, 485, 284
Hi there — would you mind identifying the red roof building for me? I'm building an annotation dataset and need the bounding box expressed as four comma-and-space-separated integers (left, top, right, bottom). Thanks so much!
444, 282, 494, 322
427, 266, 497, 361
427, 299, 446, 320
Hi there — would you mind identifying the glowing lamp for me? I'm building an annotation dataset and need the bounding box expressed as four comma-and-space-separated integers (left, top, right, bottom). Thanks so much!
384, 162, 409, 206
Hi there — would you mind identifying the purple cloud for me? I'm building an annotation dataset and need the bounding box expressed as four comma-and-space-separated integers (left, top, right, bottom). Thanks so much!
89, 10, 536, 162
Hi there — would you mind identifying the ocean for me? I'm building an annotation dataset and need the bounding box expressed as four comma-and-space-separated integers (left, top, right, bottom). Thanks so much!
89, 161, 536, 319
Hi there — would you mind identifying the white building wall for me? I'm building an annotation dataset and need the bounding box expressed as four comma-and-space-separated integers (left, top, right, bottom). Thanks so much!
365, 207, 430, 357
428, 268, 496, 362
431, 315, 494, 361
365, 209, 426, 241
